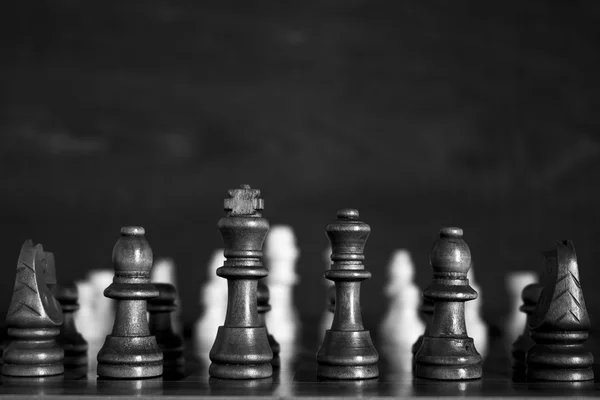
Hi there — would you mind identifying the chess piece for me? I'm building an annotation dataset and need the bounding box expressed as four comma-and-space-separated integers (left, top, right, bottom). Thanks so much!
151, 258, 182, 334
148, 283, 184, 371
512, 282, 543, 380
54, 283, 88, 368
466, 267, 488, 358
87, 269, 116, 342
194, 249, 227, 356
317, 209, 379, 380
526, 240, 594, 381
209, 185, 273, 379
318, 246, 335, 342
96, 227, 163, 378
264, 225, 300, 344
415, 227, 482, 380
257, 282, 280, 367
412, 298, 434, 357
380, 250, 424, 349
505, 271, 538, 350
3, 241, 64, 376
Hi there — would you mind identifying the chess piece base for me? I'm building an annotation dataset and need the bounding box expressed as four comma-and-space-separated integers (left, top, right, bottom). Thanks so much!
2, 340, 64, 377
97, 335, 163, 378
527, 343, 594, 381
209, 326, 273, 379
63, 342, 88, 367
415, 336, 482, 380
317, 330, 379, 380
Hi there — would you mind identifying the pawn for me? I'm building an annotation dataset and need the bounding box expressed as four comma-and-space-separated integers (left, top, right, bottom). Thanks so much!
151, 258, 182, 334
148, 283, 184, 372
54, 283, 88, 368
257, 282, 280, 367
96, 227, 163, 379
511, 282, 543, 380
504, 271, 538, 350
527, 240, 594, 381
317, 209, 379, 380
3, 241, 64, 376
318, 246, 334, 342
412, 297, 434, 357
193, 249, 227, 356
465, 267, 488, 358
415, 227, 482, 380
380, 250, 424, 350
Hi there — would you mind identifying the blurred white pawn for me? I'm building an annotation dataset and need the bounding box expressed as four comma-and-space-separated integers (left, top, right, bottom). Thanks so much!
151, 257, 182, 333
379, 250, 423, 372
318, 246, 334, 343
73, 280, 97, 344
504, 271, 538, 349
193, 249, 227, 359
466, 266, 488, 358
264, 225, 300, 344
87, 269, 115, 342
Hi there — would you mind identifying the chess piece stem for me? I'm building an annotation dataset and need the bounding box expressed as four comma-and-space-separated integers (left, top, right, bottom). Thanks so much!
54, 283, 88, 368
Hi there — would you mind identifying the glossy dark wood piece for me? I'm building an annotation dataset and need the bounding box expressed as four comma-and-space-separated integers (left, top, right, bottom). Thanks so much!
415, 227, 482, 380
96, 227, 163, 379
3, 241, 64, 377
527, 240, 594, 381
209, 185, 273, 379
54, 282, 88, 368
317, 208, 379, 380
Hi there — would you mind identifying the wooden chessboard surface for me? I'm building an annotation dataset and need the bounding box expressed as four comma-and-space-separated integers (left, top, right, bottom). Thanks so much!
0, 330, 598, 399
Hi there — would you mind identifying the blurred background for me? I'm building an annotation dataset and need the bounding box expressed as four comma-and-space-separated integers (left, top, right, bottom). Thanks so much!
1, 0, 599, 337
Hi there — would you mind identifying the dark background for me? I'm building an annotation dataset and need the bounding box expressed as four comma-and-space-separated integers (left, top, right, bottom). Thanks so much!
1, 0, 599, 333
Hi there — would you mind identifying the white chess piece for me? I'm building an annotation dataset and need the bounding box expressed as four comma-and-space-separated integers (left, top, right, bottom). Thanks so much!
264, 225, 300, 345
151, 257, 182, 333
504, 271, 538, 349
73, 280, 96, 344
86, 269, 115, 342
379, 250, 423, 372
318, 246, 334, 343
466, 266, 488, 358
194, 249, 227, 358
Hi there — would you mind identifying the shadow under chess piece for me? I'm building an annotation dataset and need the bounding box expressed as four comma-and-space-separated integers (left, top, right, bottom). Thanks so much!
257, 282, 280, 367
511, 282, 543, 381
317, 209, 379, 380
526, 240, 594, 382
415, 227, 482, 380
209, 185, 273, 379
148, 283, 185, 374
3, 241, 64, 377
54, 283, 88, 368
96, 227, 163, 379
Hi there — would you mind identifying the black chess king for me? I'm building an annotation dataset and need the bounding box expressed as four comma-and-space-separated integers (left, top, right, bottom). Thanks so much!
209, 185, 273, 379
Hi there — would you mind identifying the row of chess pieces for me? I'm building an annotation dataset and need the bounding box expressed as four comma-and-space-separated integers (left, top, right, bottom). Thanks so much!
0, 184, 595, 383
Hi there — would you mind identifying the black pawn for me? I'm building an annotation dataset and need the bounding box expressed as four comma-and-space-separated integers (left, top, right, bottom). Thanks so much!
415, 227, 482, 380
209, 185, 273, 379
54, 283, 88, 368
511, 282, 543, 379
527, 240, 594, 381
148, 283, 185, 371
412, 297, 434, 357
3, 241, 64, 376
97, 227, 163, 378
257, 282, 280, 367
317, 209, 379, 380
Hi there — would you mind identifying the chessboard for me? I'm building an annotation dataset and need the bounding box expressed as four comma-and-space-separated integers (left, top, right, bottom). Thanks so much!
0, 328, 598, 399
